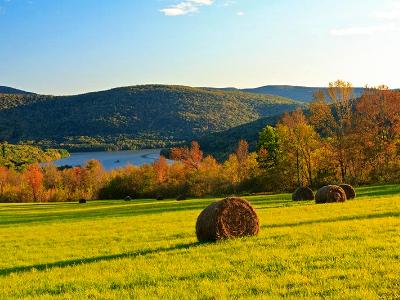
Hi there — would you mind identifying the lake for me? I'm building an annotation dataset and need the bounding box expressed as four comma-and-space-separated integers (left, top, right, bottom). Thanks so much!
53, 149, 163, 170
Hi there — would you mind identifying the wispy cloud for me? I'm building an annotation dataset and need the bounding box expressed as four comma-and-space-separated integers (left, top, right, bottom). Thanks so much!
374, 2, 400, 20
330, 24, 398, 36
160, 0, 214, 16
330, 1, 400, 36
223, 0, 235, 7
237, 11, 244, 16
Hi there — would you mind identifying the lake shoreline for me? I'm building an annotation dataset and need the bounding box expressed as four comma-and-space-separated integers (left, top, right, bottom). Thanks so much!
52, 149, 164, 170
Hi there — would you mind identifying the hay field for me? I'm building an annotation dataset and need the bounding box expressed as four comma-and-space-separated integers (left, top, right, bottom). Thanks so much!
0, 185, 399, 299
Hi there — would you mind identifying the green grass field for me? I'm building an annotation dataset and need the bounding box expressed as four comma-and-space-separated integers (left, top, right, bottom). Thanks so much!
0, 185, 399, 299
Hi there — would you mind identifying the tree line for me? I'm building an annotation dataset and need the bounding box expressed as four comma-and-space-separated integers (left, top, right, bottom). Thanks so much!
0, 81, 399, 203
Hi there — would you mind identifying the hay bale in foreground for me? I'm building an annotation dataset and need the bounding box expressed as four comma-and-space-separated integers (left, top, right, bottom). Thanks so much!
292, 187, 315, 201
196, 197, 259, 242
339, 184, 356, 200
79, 199, 86, 204
315, 185, 347, 204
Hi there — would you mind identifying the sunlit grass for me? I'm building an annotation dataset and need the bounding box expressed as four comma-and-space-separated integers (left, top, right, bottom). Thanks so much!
0, 185, 399, 299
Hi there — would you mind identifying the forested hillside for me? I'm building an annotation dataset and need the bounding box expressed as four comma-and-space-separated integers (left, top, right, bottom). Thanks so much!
195, 116, 279, 160
0, 85, 301, 150
242, 85, 365, 102
0, 86, 33, 95
0, 143, 69, 170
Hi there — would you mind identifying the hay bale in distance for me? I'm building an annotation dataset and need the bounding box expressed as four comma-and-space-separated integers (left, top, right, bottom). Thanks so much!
176, 195, 187, 201
292, 187, 315, 201
78, 199, 87, 204
156, 196, 164, 201
339, 184, 356, 200
315, 185, 347, 204
196, 197, 260, 242
124, 196, 132, 201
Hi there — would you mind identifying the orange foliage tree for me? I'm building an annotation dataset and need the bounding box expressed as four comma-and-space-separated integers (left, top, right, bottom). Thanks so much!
24, 164, 43, 202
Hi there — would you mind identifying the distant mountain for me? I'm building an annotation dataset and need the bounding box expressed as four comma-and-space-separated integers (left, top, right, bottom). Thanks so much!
0, 85, 302, 151
242, 85, 365, 103
0, 86, 33, 95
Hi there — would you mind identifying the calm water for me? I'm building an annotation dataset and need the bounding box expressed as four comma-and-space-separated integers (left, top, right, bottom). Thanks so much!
53, 149, 163, 170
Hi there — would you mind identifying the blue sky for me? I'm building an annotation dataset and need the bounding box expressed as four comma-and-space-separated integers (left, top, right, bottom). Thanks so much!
1, 0, 399, 95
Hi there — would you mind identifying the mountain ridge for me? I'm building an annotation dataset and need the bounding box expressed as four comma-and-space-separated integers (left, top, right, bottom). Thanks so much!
0, 84, 302, 151
0, 86, 34, 95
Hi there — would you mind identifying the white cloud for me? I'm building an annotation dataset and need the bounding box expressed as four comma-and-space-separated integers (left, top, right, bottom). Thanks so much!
223, 0, 236, 6
331, 2, 400, 37
237, 11, 244, 16
160, 0, 214, 16
374, 1, 400, 20
330, 24, 398, 36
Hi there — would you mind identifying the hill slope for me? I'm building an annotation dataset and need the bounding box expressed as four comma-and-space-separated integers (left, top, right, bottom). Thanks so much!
196, 116, 279, 160
0, 86, 33, 95
0, 85, 302, 150
242, 85, 365, 102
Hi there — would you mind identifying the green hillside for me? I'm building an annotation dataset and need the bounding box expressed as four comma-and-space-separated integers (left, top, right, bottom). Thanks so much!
0, 86, 33, 95
0, 85, 302, 150
242, 85, 365, 102
196, 115, 279, 160
0, 142, 69, 170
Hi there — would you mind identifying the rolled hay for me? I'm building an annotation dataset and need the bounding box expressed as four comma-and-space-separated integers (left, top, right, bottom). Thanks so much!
78, 199, 87, 204
196, 197, 260, 242
339, 184, 356, 200
292, 187, 315, 201
315, 185, 347, 204
124, 196, 132, 201
156, 196, 164, 201
176, 195, 187, 201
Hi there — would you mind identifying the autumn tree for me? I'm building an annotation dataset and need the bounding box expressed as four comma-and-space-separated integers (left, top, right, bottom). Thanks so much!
356, 87, 400, 179
153, 156, 169, 184
171, 141, 203, 170
257, 125, 280, 169
310, 80, 355, 182
42, 163, 62, 189
81, 160, 106, 199
0, 167, 8, 196
277, 108, 320, 187
24, 164, 43, 202
236, 140, 249, 181
189, 155, 223, 196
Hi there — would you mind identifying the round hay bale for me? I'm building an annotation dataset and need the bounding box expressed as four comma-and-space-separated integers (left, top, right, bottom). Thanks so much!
176, 195, 187, 201
196, 197, 260, 242
315, 185, 347, 204
292, 187, 315, 201
78, 199, 86, 204
156, 196, 164, 201
339, 184, 356, 200
124, 196, 132, 201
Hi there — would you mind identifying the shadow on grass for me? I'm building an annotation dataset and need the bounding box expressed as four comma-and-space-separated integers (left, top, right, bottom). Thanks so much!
0, 241, 205, 277
262, 211, 400, 229
0, 198, 293, 227
0, 202, 213, 226
357, 184, 400, 198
